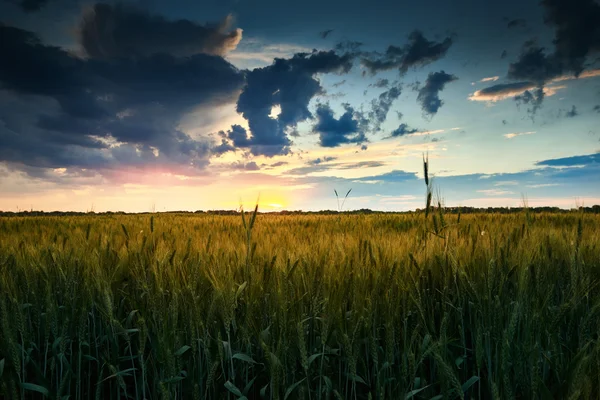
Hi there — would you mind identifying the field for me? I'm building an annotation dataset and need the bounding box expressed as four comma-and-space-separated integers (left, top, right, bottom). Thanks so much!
0, 210, 599, 399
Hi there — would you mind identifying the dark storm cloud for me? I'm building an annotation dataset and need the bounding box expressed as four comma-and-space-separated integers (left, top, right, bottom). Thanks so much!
501, 50, 508, 59
416, 71, 458, 117
0, 25, 102, 117
234, 50, 355, 156
79, 3, 242, 59
536, 152, 600, 167
313, 104, 366, 147
361, 30, 453, 75
369, 83, 402, 131
542, 0, 600, 76
508, 46, 563, 83
514, 87, 545, 116
319, 29, 334, 39
508, 0, 600, 92
222, 124, 252, 147
16, 0, 49, 12
594, 105, 600, 113
0, 23, 244, 174
388, 123, 419, 138
507, 19, 527, 29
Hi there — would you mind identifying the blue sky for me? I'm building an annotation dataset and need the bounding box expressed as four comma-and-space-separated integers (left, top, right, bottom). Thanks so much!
0, 0, 599, 212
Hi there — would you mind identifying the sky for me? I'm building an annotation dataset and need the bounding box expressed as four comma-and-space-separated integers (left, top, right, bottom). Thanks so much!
0, 0, 599, 212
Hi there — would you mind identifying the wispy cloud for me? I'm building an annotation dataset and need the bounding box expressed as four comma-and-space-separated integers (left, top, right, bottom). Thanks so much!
480, 76, 499, 83
227, 40, 314, 67
471, 77, 499, 85
469, 83, 566, 102
409, 129, 446, 137
527, 183, 561, 188
468, 68, 600, 102
477, 189, 515, 196
550, 69, 600, 82
287, 160, 387, 176
494, 180, 519, 186
352, 180, 383, 184
503, 131, 535, 139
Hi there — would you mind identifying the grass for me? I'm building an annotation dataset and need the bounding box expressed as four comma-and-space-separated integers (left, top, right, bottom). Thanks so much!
0, 206, 599, 399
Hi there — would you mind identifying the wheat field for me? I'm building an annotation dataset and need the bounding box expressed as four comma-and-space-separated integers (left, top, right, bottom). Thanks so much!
0, 209, 599, 399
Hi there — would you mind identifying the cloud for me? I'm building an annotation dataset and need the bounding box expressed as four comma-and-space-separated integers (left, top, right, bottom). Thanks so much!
527, 183, 561, 188
370, 78, 389, 88
212, 137, 236, 156
388, 123, 419, 138
514, 87, 545, 116
407, 129, 446, 137
480, 76, 499, 83
477, 189, 515, 196
234, 50, 355, 156
506, 0, 600, 98
263, 161, 288, 168
0, 22, 244, 176
339, 161, 385, 169
503, 131, 535, 139
416, 71, 458, 117
227, 40, 313, 68
230, 161, 260, 171
334, 40, 363, 53
309, 156, 338, 165
508, 46, 564, 84
287, 160, 385, 175
470, 82, 535, 101
313, 104, 366, 147
352, 169, 418, 183
501, 50, 508, 59
468, 81, 566, 102
16, 0, 50, 12
594, 105, 600, 113
79, 4, 242, 59
564, 105, 578, 118
319, 29, 334, 39
536, 152, 600, 167
332, 80, 347, 88
542, 0, 600, 76
469, 69, 600, 102
546, 69, 600, 82
507, 19, 527, 29
369, 83, 402, 130
222, 124, 251, 148
361, 30, 453, 75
